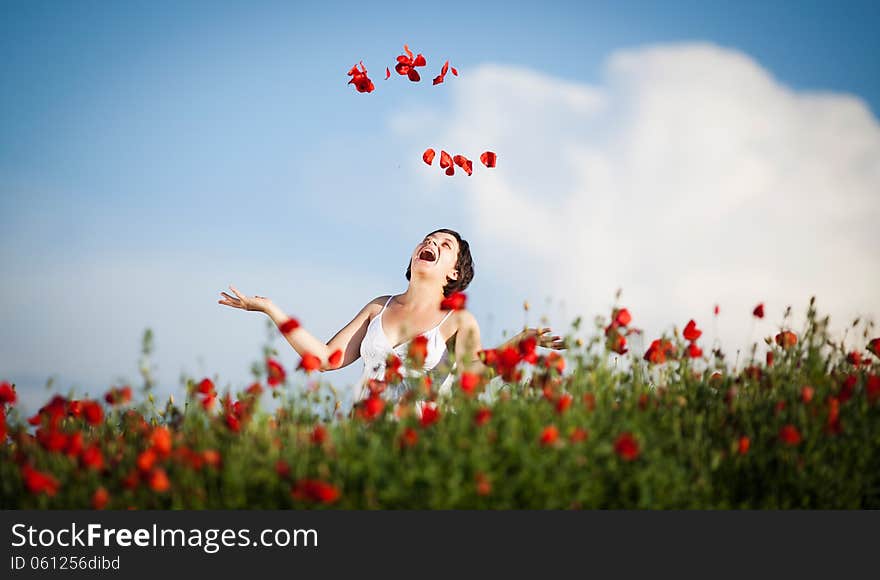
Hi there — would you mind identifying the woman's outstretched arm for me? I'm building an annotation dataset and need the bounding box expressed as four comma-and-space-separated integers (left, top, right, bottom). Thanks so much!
454, 310, 566, 374
218, 285, 382, 372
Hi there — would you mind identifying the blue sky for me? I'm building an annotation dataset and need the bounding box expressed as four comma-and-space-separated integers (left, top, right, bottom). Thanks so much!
2, 0, 879, 414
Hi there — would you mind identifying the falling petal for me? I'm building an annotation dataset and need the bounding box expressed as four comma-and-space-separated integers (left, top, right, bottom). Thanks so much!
441, 60, 449, 76
395, 62, 411, 76
404, 44, 413, 60
385, 67, 390, 80
413, 54, 426, 67
480, 151, 497, 168
439, 150, 452, 169
445, 166, 455, 176
432, 74, 444, 86
408, 68, 421, 82
423, 148, 436, 165
451, 67, 458, 76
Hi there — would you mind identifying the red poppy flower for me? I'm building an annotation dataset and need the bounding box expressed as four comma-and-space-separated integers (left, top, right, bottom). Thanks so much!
539, 425, 559, 446
480, 151, 497, 168
866, 374, 880, 405
753, 303, 765, 319
201, 392, 217, 411
440, 291, 467, 310
613, 308, 632, 327
399, 427, 419, 448
868, 338, 880, 358
778, 424, 802, 446
555, 393, 573, 414
422, 148, 436, 165
737, 436, 750, 455
496, 346, 523, 382
104, 385, 132, 406
453, 154, 473, 176
246, 382, 263, 397
0, 408, 6, 442
839, 374, 856, 403
328, 349, 343, 369
80, 445, 104, 471
766, 351, 774, 367
408, 335, 429, 367
151, 427, 172, 457
394, 44, 426, 81
21, 465, 60, 496
0, 382, 17, 406
82, 401, 103, 426
311, 424, 328, 445
266, 358, 286, 386
357, 394, 385, 422
569, 427, 588, 443
644, 339, 676, 364
614, 432, 641, 461
148, 468, 170, 493
474, 407, 492, 427
826, 396, 842, 434
774, 400, 786, 415
197, 378, 215, 395
687, 342, 703, 358
775, 331, 797, 349
279, 318, 300, 335
518, 335, 538, 365
847, 351, 862, 366
583, 392, 596, 411
609, 334, 628, 355
298, 353, 322, 374
385, 354, 403, 384
801, 386, 815, 404
202, 449, 221, 469
478, 349, 498, 367
475, 472, 491, 496
275, 460, 291, 479
137, 449, 157, 473
460, 372, 480, 395
419, 403, 440, 427
544, 351, 565, 373
346, 61, 375, 93
291, 479, 341, 504
683, 320, 702, 341
92, 487, 110, 510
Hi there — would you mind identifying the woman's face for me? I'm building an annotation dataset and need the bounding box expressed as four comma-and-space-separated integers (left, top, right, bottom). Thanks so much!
411, 231, 460, 283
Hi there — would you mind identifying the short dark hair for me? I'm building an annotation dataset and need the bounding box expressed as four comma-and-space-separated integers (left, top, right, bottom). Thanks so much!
405, 228, 474, 297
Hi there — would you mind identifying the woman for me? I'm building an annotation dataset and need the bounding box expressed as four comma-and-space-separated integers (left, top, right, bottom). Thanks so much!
218, 228, 565, 406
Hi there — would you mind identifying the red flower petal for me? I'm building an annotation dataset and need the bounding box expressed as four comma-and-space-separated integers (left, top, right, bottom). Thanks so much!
453, 155, 472, 176
439, 150, 452, 169
422, 148, 436, 165
441, 60, 449, 76
408, 68, 420, 82
413, 54, 426, 67
445, 166, 454, 176
451, 67, 458, 76
432, 74, 444, 86
395, 62, 411, 75
480, 151, 497, 168
385, 67, 390, 80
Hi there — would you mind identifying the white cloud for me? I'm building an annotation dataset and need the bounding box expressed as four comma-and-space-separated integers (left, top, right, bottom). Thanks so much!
391, 42, 880, 363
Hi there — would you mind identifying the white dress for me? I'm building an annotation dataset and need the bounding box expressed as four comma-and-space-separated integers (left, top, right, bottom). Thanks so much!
353, 295, 457, 404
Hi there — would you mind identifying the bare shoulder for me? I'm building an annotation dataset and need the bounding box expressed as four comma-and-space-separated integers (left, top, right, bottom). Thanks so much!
452, 309, 479, 331
364, 295, 393, 317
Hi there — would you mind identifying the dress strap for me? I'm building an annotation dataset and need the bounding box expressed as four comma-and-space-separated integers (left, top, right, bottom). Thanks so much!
380, 295, 395, 313
438, 308, 455, 326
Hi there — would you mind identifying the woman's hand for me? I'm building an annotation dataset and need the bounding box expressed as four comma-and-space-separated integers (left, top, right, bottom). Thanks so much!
218, 285, 274, 314
519, 327, 566, 350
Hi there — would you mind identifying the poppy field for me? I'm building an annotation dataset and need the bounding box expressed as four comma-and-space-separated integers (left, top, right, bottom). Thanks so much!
2, 296, 879, 509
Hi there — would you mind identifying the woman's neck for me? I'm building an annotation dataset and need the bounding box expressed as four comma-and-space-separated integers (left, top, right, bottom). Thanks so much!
398, 280, 445, 310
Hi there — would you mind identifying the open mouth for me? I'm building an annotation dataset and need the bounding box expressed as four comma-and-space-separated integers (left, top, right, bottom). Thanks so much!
418, 247, 437, 263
